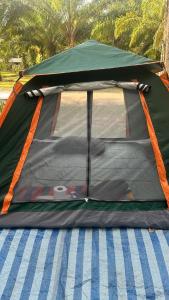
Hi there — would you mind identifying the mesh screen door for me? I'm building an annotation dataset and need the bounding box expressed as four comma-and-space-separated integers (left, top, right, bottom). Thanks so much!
13, 86, 164, 203
13, 92, 87, 202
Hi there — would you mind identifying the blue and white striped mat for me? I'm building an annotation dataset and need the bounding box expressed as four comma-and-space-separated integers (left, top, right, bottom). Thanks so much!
0, 229, 169, 299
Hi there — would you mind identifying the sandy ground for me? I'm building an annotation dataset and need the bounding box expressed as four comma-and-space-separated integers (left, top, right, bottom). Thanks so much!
0, 88, 11, 100
55, 88, 126, 138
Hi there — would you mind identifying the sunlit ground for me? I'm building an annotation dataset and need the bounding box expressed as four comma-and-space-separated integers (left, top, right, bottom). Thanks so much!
0, 72, 31, 110
0, 72, 31, 90
55, 88, 126, 138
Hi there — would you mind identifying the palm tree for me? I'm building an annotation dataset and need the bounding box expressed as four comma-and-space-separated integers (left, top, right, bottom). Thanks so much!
0, 0, 91, 66
114, 0, 165, 59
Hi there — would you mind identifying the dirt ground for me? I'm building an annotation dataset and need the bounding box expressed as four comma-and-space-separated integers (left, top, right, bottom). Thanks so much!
0, 90, 11, 101
55, 88, 126, 138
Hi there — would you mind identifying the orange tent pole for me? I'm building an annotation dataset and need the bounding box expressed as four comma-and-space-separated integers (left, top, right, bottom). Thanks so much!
0, 81, 23, 127
139, 91, 169, 207
1, 96, 43, 214
160, 72, 169, 91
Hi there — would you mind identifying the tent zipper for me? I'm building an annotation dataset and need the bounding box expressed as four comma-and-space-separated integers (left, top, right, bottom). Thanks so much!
86, 90, 93, 198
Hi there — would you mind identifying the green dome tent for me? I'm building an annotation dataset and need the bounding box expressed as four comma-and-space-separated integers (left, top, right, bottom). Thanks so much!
24, 40, 157, 75
0, 40, 169, 229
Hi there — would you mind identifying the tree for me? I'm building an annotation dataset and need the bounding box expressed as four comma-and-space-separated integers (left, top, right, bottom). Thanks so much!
0, 0, 92, 67
91, 0, 142, 46
0, 0, 166, 69
164, 0, 169, 73
114, 0, 165, 59
60, 0, 91, 47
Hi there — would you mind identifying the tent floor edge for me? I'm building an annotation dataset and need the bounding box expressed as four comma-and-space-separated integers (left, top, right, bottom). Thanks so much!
0, 206, 169, 229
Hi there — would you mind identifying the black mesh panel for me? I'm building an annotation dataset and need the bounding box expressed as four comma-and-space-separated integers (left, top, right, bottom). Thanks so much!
90, 88, 164, 201
13, 92, 87, 202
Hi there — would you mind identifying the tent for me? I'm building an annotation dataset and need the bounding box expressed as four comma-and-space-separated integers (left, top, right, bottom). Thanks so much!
0, 40, 169, 228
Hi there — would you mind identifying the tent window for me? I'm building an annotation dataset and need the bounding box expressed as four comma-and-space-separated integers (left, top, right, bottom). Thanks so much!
52, 91, 86, 137
92, 88, 126, 138
52, 88, 127, 139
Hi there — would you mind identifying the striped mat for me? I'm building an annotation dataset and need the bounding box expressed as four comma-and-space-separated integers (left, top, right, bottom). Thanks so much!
0, 229, 169, 299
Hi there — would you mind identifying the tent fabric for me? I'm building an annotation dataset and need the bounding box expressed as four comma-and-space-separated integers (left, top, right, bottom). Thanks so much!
0, 81, 39, 212
0, 82, 23, 127
1, 41, 169, 228
25, 80, 150, 98
7, 84, 165, 205
160, 72, 169, 91
24, 40, 153, 76
1, 96, 43, 215
1, 71, 169, 228
139, 91, 169, 207
0, 228, 169, 299
137, 72, 169, 180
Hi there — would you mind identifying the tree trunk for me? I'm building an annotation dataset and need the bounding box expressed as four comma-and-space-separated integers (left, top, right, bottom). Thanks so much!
164, 0, 169, 73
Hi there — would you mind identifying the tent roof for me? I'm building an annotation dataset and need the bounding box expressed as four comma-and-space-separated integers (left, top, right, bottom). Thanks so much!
24, 40, 161, 76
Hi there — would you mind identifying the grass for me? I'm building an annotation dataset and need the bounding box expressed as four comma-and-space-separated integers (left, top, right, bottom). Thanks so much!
0, 71, 31, 90
0, 72, 18, 89
0, 71, 32, 113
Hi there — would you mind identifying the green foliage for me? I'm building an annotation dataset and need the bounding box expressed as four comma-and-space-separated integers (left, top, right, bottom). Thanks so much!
0, 0, 166, 69
0, 101, 5, 114
91, 19, 115, 44
114, 0, 165, 58
115, 12, 141, 49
